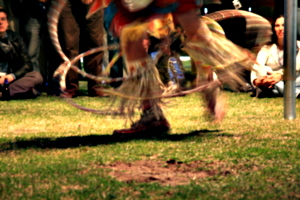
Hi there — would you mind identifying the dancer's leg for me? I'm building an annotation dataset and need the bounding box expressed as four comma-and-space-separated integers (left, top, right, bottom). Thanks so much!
174, 9, 211, 42
112, 25, 170, 136
174, 9, 226, 121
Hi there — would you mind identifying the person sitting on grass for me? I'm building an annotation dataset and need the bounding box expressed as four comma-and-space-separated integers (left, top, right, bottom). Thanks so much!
251, 15, 300, 98
0, 7, 43, 100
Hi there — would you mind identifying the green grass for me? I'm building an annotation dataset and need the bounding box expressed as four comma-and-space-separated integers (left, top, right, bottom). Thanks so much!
0, 87, 300, 199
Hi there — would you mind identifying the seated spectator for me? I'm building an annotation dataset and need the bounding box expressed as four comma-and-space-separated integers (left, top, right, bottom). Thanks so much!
0, 8, 43, 100
251, 15, 300, 98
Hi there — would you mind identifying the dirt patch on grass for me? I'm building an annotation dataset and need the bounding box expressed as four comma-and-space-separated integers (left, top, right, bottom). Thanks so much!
99, 159, 233, 186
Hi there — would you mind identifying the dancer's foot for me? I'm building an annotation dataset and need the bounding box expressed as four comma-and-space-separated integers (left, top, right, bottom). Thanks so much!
89, 87, 110, 97
208, 95, 226, 123
113, 112, 170, 138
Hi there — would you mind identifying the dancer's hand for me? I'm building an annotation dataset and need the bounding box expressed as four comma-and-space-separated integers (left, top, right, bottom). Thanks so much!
158, 37, 171, 55
82, 0, 93, 4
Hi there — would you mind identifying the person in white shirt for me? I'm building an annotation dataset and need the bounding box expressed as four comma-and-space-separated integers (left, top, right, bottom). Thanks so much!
251, 15, 300, 98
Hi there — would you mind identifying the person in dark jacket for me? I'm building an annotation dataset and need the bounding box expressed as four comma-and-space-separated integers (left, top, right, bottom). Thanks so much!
0, 8, 43, 100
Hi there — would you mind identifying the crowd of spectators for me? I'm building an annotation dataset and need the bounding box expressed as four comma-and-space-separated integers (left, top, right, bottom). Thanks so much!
1, 0, 299, 101
0, 0, 106, 100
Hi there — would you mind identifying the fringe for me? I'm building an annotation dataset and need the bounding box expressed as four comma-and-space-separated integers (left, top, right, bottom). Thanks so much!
120, 23, 148, 45
113, 57, 166, 123
183, 30, 255, 91
183, 22, 256, 121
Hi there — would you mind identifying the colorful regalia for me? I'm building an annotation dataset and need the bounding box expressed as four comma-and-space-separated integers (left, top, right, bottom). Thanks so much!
48, 0, 272, 136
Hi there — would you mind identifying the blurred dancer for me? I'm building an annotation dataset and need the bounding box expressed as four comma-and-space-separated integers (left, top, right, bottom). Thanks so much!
88, 0, 255, 136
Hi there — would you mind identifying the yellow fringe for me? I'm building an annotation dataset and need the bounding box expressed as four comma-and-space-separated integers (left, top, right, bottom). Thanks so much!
147, 13, 175, 39
120, 23, 148, 44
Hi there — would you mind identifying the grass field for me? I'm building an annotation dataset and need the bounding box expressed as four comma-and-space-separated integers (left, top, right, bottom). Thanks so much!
0, 87, 300, 199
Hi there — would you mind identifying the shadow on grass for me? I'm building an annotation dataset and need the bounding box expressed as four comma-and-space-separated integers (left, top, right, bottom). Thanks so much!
0, 130, 236, 152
